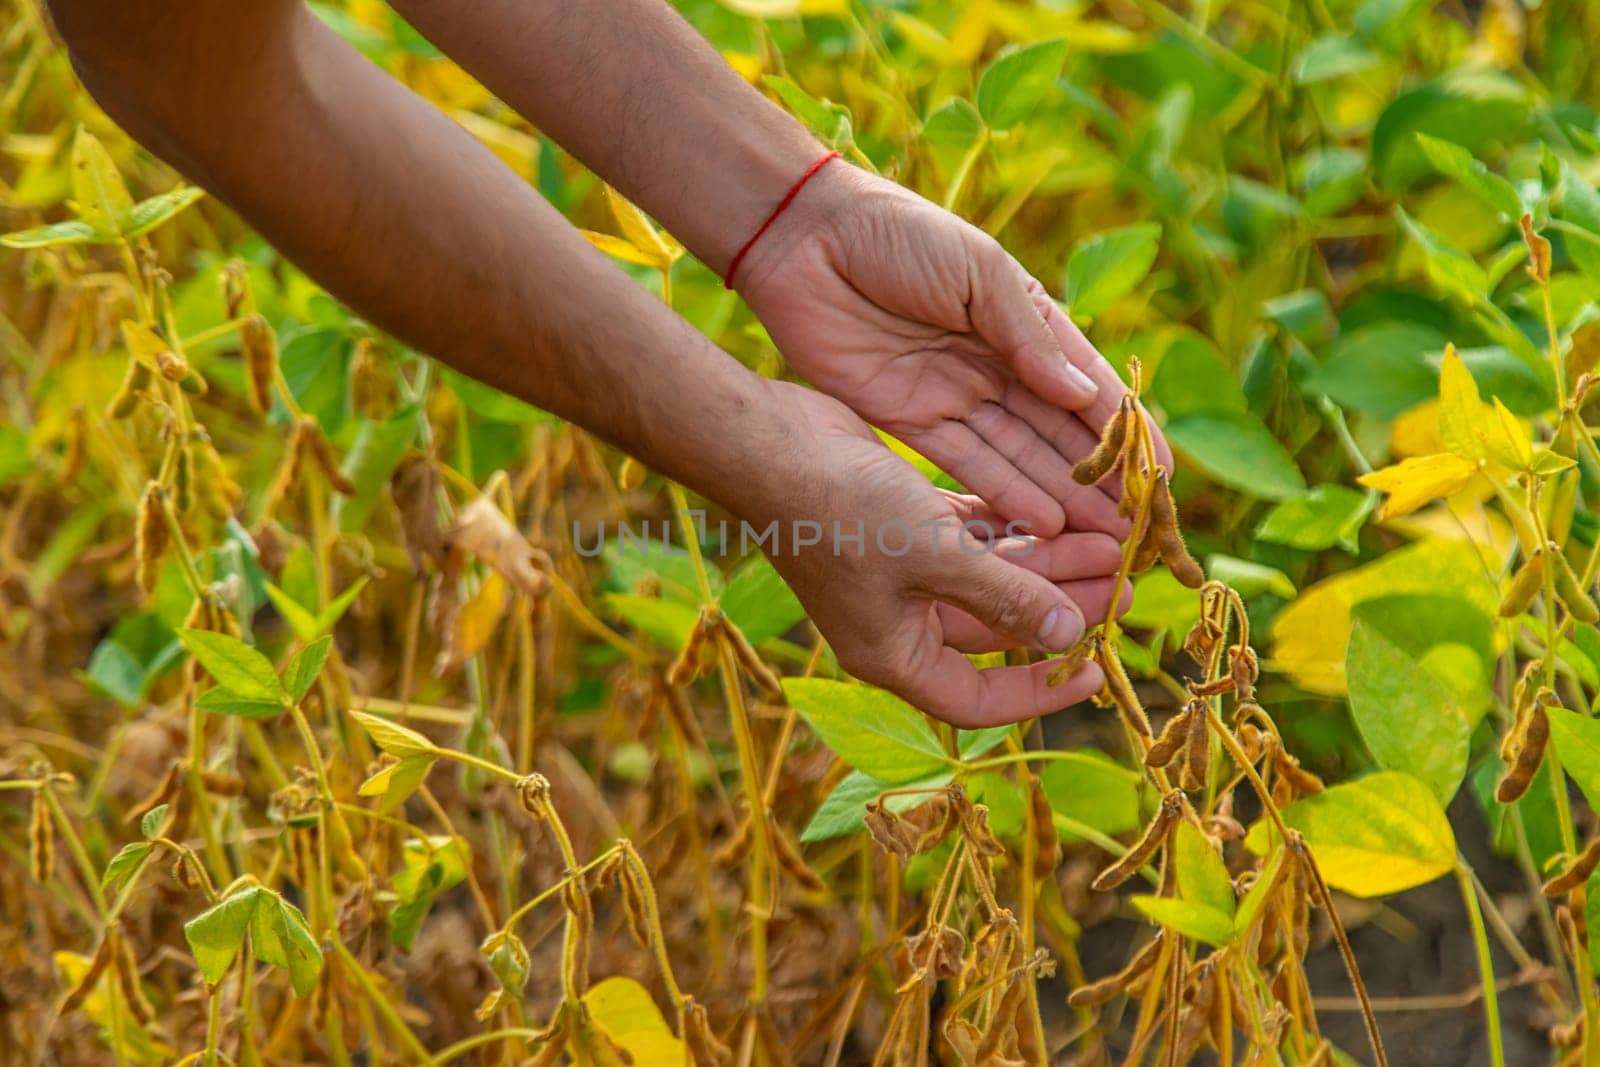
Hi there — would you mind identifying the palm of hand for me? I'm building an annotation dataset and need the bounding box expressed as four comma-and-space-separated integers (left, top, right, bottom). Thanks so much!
739, 169, 1166, 541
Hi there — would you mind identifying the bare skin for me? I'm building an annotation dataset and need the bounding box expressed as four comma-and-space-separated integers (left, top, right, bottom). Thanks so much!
45, 0, 1161, 725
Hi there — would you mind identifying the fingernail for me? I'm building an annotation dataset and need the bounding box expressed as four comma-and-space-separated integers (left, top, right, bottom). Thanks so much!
1066, 362, 1098, 395
1038, 605, 1083, 652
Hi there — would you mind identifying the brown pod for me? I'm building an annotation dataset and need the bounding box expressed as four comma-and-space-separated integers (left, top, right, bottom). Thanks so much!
721, 620, 784, 702
1097, 639, 1152, 737
107, 360, 152, 419
1092, 790, 1181, 891
241, 314, 278, 413
1045, 641, 1091, 687
1499, 550, 1545, 618
1498, 698, 1550, 803
134, 482, 169, 594
1273, 750, 1324, 796
1028, 777, 1061, 882
29, 789, 54, 883
1544, 835, 1600, 896
1149, 471, 1204, 588
61, 933, 115, 1013
1181, 699, 1212, 793
770, 825, 825, 892
113, 935, 154, 1025
1129, 521, 1162, 574
1073, 397, 1131, 486
1145, 706, 1191, 769
1230, 644, 1259, 702
305, 421, 357, 495
1067, 932, 1164, 1007
1549, 544, 1600, 624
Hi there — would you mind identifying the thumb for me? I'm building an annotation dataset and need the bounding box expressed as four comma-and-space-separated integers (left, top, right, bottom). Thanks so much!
932, 547, 1087, 653
966, 234, 1099, 410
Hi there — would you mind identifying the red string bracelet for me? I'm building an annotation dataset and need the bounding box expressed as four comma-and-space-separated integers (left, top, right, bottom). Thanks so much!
722, 150, 841, 289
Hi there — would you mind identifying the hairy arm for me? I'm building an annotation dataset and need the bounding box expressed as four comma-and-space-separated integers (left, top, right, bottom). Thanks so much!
46, 0, 792, 522
388, 0, 822, 275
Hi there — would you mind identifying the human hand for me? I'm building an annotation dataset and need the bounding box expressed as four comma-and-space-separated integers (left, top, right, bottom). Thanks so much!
741, 382, 1129, 727
734, 164, 1171, 542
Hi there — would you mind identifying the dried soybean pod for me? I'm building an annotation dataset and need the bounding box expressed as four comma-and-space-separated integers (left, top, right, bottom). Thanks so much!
1182, 699, 1211, 793
1068, 932, 1165, 1007
1230, 645, 1259, 703
720, 619, 785, 701
107, 360, 151, 419
1272, 750, 1324, 796
1499, 549, 1545, 618
173, 442, 193, 515
61, 933, 115, 1013
1497, 697, 1550, 803
1145, 706, 1191, 769
770, 825, 825, 892
1028, 777, 1060, 882
1092, 790, 1181, 891
304, 421, 357, 495
1149, 471, 1204, 588
241, 314, 278, 413
1097, 638, 1152, 737
1548, 543, 1599, 624
1074, 395, 1132, 486
1129, 522, 1161, 573
1045, 641, 1091, 687
221, 258, 249, 319
135, 482, 169, 594
29, 788, 54, 883
113, 934, 154, 1025
1544, 835, 1600, 896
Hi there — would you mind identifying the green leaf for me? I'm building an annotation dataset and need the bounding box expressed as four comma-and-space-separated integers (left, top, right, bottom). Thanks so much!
1174, 820, 1235, 917
0, 219, 99, 248
1371, 71, 1530, 190
333, 407, 421, 533
921, 98, 985, 177
185, 888, 261, 985
250, 891, 323, 997
1205, 555, 1294, 600
976, 39, 1066, 131
101, 842, 152, 893
1063, 223, 1162, 319
179, 629, 283, 702
71, 126, 134, 238
763, 76, 854, 149
441, 367, 550, 424
264, 583, 319, 645
801, 769, 954, 842
1346, 619, 1470, 804
1255, 485, 1371, 554
1293, 33, 1379, 84
350, 709, 436, 758
1246, 771, 1455, 897
315, 577, 369, 637
195, 688, 286, 720
1303, 321, 1446, 419
282, 637, 333, 704
720, 557, 805, 645
1040, 750, 1143, 840
1130, 895, 1235, 946
358, 756, 436, 812
390, 837, 469, 950
140, 804, 169, 840
1233, 845, 1285, 936
1150, 333, 1245, 419
1560, 161, 1600, 289
1397, 207, 1489, 299
83, 639, 145, 708
782, 677, 950, 784
1415, 134, 1522, 220
1547, 706, 1600, 811
1164, 412, 1306, 501
124, 186, 206, 238
958, 725, 1014, 759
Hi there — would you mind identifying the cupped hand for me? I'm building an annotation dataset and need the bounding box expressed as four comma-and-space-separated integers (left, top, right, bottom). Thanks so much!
750, 381, 1130, 728
734, 163, 1171, 542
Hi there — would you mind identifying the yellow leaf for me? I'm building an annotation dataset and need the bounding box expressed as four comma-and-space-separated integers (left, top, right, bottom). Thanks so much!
1390, 400, 1444, 458
456, 570, 508, 662
581, 976, 688, 1062
1437, 344, 1485, 461
1479, 397, 1531, 469
350, 710, 437, 758
580, 230, 663, 269
723, 51, 764, 83
120, 320, 167, 370
604, 187, 681, 267
1357, 453, 1479, 519
71, 126, 133, 238
718, 0, 847, 16
1269, 538, 1500, 695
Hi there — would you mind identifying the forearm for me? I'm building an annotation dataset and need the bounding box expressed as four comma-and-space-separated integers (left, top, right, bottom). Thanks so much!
389, 0, 824, 275
48, 0, 794, 521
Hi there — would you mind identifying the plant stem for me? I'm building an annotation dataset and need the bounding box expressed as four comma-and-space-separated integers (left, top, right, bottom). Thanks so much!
1456, 860, 1506, 1067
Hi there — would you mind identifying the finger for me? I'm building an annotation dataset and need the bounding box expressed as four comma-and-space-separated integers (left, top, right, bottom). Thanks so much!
937, 575, 1128, 652
897, 650, 1106, 728
918, 543, 1086, 652
906, 422, 1067, 537
966, 233, 1100, 411
991, 532, 1124, 581
1041, 301, 1175, 472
